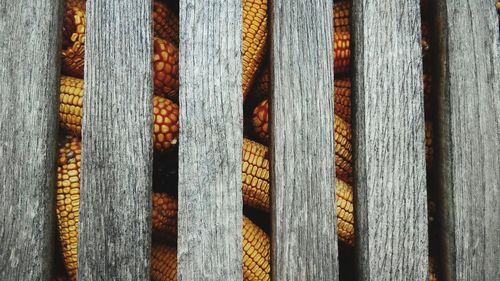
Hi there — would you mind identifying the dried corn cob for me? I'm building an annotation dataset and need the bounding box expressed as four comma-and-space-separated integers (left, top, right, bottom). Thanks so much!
151, 243, 177, 281
241, 139, 355, 245
334, 31, 350, 73
154, 37, 180, 99
335, 178, 355, 245
249, 99, 353, 183
153, 0, 179, 46
59, 76, 179, 152
56, 137, 81, 280
61, 8, 180, 98
152, 192, 178, 239
242, 138, 270, 210
242, 216, 271, 280
64, 0, 85, 11
150, 216, 271, 281
334, 79, 352, 122
251, 63, 270, 100
243, 0, 268, 99
62, 6, 85, 78
333, 1, 350, 33
251, 100, 269, 142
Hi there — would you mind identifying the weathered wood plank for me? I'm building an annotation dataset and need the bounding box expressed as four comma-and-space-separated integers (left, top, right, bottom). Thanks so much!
177, 0, 243, 280
436, 1, 500, 280
0, 1, 63, 280
270, 1, 339, 280
77, 0, 153, 279
351, 1, 428, 280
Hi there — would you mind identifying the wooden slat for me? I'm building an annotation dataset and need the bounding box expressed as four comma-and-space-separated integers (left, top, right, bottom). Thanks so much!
77, 0, 153, 279
0, 1, 63, 280
270, 1, 339, 280
177, 0, 243, 280
436, 1, 500, 280
351, 1, 428, 280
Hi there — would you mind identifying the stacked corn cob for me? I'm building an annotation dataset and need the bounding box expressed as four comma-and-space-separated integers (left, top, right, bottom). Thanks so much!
56, 0, 439, 280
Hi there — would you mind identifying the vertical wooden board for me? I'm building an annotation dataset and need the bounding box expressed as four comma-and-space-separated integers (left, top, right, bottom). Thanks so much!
77, 0, 153, 280
436, 1, 500, 280
177, 0, 243, 280
0, 1, 62, 280
351, 1, 428, 280
270, 1, 339, 280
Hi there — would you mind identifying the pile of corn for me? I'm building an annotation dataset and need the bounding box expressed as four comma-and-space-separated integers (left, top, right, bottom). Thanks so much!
55, 0, 440, 280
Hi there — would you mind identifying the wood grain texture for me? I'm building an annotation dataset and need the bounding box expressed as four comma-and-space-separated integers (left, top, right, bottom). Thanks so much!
177, 0, 243, 280
77, 1, 153, 280
270, 1, 339, 280
0, 1, 62, 280
351, 1, 428, 280
436, 1, 500, 280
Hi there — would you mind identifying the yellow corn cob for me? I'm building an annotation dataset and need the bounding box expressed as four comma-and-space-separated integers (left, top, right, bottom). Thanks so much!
333, 1, 350, 33
153, 37, 180, 99
249, 99, 353, 183
62, 6, 85, 78
59, 76, 179, 152
242, 0, 268, 99
64, 0, 85, 11
242, 138, 271, 210
56, 137, 81, 280
335, 178, 355, 245
241, 139, 355, 245
334, 79, 352, 122
334, 31, 350, 74
153, 0, 179, 46
150, 216, 271, 281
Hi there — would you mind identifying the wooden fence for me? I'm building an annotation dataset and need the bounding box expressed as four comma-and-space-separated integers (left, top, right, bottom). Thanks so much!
0, 0, 498, 280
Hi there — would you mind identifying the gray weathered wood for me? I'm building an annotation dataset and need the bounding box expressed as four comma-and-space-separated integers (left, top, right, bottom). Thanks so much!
270, 1, 339, 280
0, 1, 63, 280
351, 1, 428, 280
177, 0, 243, 280
77, 0, 153, 280
435, 1, 500, 280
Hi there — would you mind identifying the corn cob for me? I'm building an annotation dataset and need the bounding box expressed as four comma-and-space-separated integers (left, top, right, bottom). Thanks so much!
151, 243, 177, 281
333, 1, 350, 33
64, 0, 85, 11
249, 99, 353, 183
153, 0, 179, 46
250, 63, 270, 101
152, 192, 178, 240
334, 79, 352, 122
242, 138, 271, 210
334, 31, 350, 74
61, 9, 180, 99
251, 100, 269, 142
56, 137, 81, 280
243, 0, 268, 99
241, 139, 355, 245
153, 37, 180, 99
150, 216, 271, 281
59, 76, 179, 152
62, 6, 85, 78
